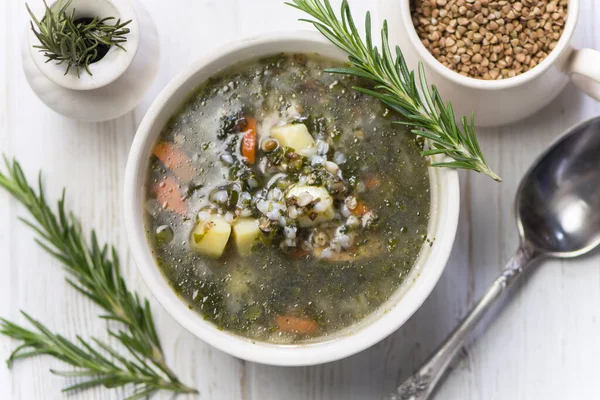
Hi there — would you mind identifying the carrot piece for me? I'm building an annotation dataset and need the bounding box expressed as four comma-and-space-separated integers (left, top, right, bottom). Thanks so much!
289, 249, 308, 259
275, 315, 319, 335
241, 118, 257, 164
152, 142, 194, 181
364, 175, 381, 189
154, 176, 187, 215
352, 200, 370, 217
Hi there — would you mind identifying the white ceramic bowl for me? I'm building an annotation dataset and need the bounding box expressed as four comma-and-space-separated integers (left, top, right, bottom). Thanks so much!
389, 0, 600, 127
124, 31, 460, 366
28, 0, 140, 91
23, 0, 159, 122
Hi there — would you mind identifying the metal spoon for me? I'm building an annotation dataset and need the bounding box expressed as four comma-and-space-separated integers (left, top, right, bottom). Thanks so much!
391, 116, 600, 400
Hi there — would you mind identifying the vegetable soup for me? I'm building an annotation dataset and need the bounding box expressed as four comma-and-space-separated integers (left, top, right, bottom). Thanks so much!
144, 53, 430, 343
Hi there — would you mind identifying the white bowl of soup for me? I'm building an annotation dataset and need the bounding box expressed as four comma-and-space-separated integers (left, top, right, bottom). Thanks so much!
124, 31, 460, 366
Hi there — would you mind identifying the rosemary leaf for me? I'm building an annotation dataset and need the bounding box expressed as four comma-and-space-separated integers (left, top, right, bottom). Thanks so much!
0, 157, 197, 398
287, 0, 502, 181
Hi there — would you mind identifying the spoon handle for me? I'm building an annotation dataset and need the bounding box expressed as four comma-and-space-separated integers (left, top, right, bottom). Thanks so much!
389, 244, 538, 400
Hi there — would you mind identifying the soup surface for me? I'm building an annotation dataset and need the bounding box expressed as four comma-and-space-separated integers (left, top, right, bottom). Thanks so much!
144, 53, 430, 343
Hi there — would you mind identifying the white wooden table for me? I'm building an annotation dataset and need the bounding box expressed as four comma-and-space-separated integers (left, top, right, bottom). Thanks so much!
2, 0, 600, 399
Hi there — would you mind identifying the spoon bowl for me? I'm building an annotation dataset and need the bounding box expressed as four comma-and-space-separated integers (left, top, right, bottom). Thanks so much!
394, 116, 600, 400
517, 117, 600, 257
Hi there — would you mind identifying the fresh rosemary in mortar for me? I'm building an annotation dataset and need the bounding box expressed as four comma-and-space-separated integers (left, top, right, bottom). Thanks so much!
0, 158, 197, 399
287, 0, 502, 182
27, 0, 132, 77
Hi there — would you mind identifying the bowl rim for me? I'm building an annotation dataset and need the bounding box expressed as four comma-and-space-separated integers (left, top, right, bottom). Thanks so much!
398, 0, 579, 90
124, 30, 460, 366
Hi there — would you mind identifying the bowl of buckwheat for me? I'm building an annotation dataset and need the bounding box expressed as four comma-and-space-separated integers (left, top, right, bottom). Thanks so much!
390, 0, 600, 126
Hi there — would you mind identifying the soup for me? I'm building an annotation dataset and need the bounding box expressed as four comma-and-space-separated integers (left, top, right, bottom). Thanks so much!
144, 53, 430, 343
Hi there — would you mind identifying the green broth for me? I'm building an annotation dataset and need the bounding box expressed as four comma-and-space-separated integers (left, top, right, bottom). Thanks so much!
144, 53, 430, 343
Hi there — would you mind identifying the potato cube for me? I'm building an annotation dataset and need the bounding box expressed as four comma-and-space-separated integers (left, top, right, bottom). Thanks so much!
270, 123, 315, 154
190, 214, 231, 259
233, 218, 261, 255
286, 185, 334, 227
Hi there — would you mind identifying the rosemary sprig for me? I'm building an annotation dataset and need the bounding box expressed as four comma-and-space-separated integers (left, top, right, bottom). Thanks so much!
27, 0, 132, 77
0, 157, 197, 398
287, 0, 501, 181
0, 313, 193, 399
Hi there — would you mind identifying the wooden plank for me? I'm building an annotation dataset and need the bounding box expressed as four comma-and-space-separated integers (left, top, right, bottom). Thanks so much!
0, 0, 14, 396
434, 2, 600, 397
